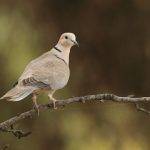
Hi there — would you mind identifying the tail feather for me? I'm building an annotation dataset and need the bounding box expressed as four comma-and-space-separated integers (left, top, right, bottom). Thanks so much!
0, 85, 35, 101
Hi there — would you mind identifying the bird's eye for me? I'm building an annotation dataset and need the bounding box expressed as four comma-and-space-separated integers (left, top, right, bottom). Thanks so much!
65, 36, 68, 39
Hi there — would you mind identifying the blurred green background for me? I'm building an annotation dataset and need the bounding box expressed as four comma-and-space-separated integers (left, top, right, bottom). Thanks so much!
0, 0, 150, 149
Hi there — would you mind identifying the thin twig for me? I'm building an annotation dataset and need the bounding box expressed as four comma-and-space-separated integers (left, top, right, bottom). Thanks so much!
135, 103, 150, 115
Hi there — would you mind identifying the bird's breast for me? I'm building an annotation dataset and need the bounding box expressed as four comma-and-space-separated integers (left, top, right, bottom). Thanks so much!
50, 62, 70, 90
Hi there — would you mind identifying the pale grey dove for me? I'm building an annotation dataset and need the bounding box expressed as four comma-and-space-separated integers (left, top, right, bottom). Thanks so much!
0, 32, 78, 114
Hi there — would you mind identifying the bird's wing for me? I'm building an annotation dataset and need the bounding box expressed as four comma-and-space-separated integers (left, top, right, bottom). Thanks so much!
18, 52, 57, 88
22, 77, 50, 88
12, 81, 18, 87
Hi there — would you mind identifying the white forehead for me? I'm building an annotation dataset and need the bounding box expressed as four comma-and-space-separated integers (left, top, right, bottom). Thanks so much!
61, 32, 76, 40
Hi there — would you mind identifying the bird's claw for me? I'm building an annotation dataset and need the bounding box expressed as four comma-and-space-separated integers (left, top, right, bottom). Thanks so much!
52, 99, 58, 109
49, 98, 58, 109
33, 105, 40, 116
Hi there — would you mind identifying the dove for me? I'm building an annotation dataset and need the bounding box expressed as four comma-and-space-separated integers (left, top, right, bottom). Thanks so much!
0, 32, 78, 115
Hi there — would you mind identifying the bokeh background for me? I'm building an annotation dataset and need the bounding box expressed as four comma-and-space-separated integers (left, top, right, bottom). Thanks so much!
0, 0, 150, 149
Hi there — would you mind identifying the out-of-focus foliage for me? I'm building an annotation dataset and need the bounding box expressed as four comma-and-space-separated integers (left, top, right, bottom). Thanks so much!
0, 0, 150, 149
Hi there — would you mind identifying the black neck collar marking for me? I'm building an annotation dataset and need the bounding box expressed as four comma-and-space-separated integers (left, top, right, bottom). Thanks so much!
54, 46, 62, 52
54, 54, 67, 65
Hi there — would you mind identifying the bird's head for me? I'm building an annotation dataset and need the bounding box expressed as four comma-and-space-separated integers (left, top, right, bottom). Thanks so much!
58, 33, 79, 48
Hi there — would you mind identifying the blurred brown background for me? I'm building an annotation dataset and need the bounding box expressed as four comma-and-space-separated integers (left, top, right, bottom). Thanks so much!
0, 0, 150, 149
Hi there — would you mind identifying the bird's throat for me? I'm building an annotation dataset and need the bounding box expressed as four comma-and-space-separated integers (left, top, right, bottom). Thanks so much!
53, 44, 71, 65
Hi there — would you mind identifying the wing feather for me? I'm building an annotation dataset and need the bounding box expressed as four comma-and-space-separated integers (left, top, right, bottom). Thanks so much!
22, 77, 50, 88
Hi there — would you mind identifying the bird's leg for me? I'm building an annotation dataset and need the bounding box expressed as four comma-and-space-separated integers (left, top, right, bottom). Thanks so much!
50, 96, 57, 109
48, 91, 57, 109
32, 93, 39, 116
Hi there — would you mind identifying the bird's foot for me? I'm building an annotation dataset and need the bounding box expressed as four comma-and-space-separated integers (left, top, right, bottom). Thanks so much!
32, 93, 39, 116
33, 104, 40, 116
49, 97, 58, 109
52, 99, 58, 109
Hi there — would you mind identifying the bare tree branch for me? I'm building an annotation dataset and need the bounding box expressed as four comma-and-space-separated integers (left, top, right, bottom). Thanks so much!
0, 125, 32, 139
0, 93, 150, 138
135, 103, 150, 115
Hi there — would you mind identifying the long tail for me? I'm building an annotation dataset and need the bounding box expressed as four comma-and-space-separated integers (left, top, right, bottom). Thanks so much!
0, 85, 35, 101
